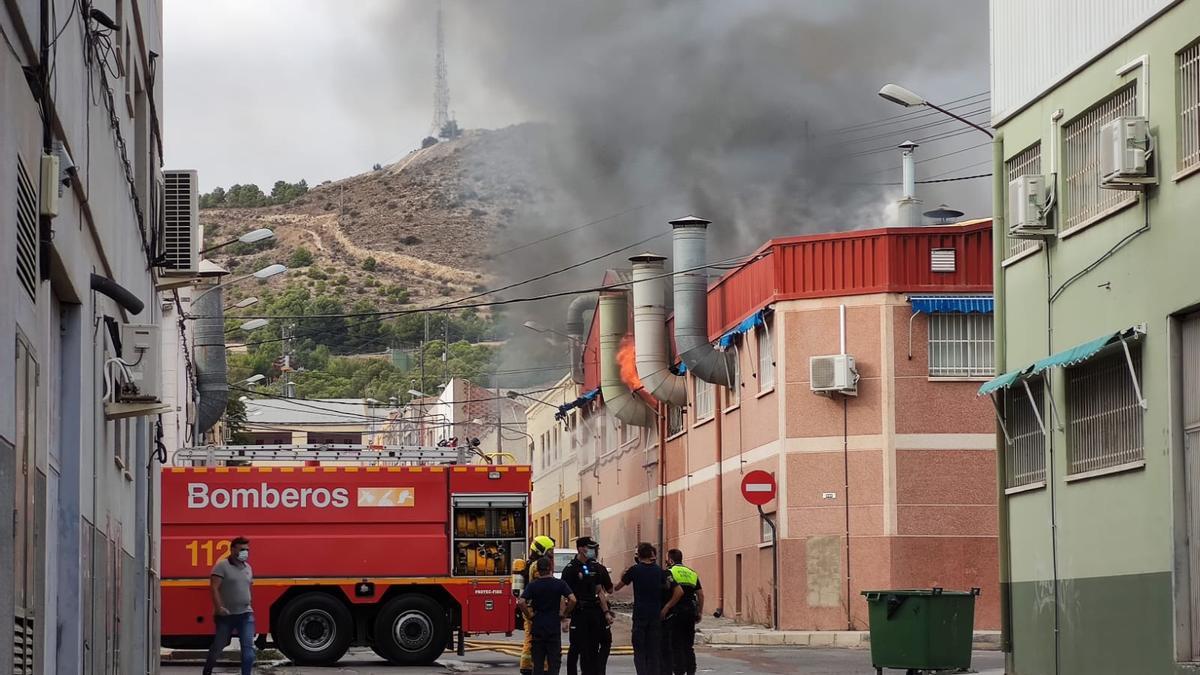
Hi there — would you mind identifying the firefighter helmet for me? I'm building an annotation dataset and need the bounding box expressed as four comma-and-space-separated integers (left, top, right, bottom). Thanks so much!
530, 535, 556, 556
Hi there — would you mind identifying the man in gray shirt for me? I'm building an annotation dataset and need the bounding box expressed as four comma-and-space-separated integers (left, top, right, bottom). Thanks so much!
203, 536, 255, 675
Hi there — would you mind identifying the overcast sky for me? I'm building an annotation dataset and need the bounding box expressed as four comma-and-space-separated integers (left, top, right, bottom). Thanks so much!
164, 1, 992, 220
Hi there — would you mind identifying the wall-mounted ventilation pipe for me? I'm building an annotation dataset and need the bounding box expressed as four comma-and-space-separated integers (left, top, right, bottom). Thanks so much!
566, 295, 597, 384
630, 253, 687, 405
670, 215, 735, 387
90, 273, 144, 315
192, 285, 229, 440
598, 291, 656, 427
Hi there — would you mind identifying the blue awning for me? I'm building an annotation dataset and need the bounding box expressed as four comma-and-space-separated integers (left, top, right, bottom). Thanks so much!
555, 388, 601, 421
1029, 326, 1144, 376
909, 295, 993, 314
717, 309, 767, 349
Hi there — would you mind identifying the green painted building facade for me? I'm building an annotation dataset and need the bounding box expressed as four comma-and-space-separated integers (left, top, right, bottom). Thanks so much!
989, 1, 1200, 672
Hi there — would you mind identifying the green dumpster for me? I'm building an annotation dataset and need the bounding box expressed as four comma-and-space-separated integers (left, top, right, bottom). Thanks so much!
861, 587, 980, 674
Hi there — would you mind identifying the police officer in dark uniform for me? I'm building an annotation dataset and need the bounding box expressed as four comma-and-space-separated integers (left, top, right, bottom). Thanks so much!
660, 549, 703, 675
561, 537, 614, 675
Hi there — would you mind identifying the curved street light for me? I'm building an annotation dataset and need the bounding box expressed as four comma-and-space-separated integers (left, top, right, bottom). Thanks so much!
192, 263, 288, 306
877, 83, 994, 138
200, 227, 275, 255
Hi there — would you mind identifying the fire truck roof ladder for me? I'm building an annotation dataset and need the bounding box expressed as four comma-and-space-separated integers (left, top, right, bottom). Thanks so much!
174, 444, 469, 466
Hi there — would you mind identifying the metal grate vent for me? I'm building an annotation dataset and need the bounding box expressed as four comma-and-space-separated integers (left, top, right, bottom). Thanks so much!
16, 156, 38, 301
1063, 84, 1138, 232
13, 613, 34, 674
161, 169, 199, 274
1004, 142, 1043, 260
1179, 39, 1200, 174
930, 248, 956, 273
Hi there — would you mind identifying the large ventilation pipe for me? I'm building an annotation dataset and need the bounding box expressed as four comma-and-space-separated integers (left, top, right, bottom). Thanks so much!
670, 215, 735, 387
192, 285, 229, 440
566, 295, 597, 384
598, 291, 656, 427
629, 253, 686, 405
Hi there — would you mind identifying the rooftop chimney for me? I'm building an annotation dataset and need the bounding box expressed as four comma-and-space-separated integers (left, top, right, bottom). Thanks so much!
897, 141, 921, 227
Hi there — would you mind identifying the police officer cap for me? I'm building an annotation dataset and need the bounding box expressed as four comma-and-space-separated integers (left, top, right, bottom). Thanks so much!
576, 536, 598, 548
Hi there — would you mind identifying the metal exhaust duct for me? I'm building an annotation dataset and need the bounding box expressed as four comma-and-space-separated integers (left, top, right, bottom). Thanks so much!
670, 215, 735, 387
192, 285, 229, 438
629, 253, 686, 405
598, 291, 656, 427
566, 295, 597, 384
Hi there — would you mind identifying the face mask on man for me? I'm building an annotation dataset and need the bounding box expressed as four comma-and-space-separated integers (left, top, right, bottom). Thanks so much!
586, 547, 598, 561
236, 549, 249, 563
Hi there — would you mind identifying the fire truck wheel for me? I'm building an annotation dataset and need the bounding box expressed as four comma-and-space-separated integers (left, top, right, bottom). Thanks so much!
273, 592, 354, 666
372, 594, 450, 665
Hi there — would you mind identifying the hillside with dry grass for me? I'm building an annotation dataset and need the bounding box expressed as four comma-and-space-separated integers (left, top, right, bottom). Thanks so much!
201, 123, 559, 310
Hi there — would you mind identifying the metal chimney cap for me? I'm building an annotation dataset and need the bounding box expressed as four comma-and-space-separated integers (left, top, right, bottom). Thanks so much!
629, 252, 667, 264
669, 215, 711, 228
898, 140, 919, 150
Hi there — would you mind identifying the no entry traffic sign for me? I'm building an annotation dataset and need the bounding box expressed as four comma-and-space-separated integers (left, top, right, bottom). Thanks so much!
740, 470, 777, 506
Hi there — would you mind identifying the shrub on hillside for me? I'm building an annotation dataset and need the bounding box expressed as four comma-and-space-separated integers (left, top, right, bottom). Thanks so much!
288, 247, 315, 268
361, 257, 378, 272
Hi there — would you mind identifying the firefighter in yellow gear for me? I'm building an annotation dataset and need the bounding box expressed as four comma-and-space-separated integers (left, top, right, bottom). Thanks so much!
520, 536, 557, 675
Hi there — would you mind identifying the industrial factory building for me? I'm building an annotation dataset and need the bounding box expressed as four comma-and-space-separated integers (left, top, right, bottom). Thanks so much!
554, 216, 1000, 631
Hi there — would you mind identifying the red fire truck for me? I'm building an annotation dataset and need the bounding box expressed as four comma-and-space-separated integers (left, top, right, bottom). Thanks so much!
160, 444, 531, 666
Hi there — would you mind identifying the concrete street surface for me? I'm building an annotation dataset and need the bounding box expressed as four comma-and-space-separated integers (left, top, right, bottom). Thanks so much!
162, 644, 1005, 674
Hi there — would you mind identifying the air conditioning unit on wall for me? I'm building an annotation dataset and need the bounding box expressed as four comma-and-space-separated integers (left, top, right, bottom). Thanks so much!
1100, 116, 1154, 189
118, 323, 161, 403
810, 354, 858, 396
160, 169, 200, 275
1007, 174, 1054, 239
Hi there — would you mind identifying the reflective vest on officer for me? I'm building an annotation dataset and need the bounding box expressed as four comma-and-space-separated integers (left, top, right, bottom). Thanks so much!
670, 565, 699, 588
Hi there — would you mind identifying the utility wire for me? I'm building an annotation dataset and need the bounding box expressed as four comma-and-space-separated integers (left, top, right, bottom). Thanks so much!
491, 205, 647, 256
824, 91, 989, 135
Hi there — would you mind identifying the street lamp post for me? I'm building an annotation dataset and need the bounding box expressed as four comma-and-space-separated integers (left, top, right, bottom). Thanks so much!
192, 263, 288, 306
200, 228, 275, 255
877, 84, 994, 138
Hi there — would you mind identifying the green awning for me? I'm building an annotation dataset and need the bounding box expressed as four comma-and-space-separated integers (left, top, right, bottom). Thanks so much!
977, 325, 1145, 397
1029, 327, 1143, 376
977, 368, 1028, 396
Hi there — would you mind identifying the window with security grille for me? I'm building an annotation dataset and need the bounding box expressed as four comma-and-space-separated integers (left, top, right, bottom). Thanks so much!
1005, 142, 1042, 260
928, 313, 995, 378
666, 404, 684, 437
693, 377, 714, 421
757, 321, 775, 391
1004, 378, 1046, 489
1066, 347, 1144, 475
1180, 38, 1200, 174
1062, 84, 1138, 232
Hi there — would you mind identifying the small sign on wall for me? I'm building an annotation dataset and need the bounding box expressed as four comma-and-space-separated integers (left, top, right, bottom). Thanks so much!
821, 492, 837, 500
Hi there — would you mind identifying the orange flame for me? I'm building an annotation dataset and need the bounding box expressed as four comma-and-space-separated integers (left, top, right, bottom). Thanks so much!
617, 336, 643, 391
617, 336, 656, 405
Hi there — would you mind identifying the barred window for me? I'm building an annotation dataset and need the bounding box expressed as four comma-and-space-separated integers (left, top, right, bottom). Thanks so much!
666, 404, 685, 437
1062, 84, 1138, 232
1179, 38, 1200, 174
1066, 347, 1144, 475
757, 321, 775, 391
693, 377, 714, 421
928, 313, 995, 378
1004, 142, 1042, 261
1004, 378, 1046, 489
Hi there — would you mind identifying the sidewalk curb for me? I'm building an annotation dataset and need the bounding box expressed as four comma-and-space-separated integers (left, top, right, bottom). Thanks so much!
700, 629, 1002, 651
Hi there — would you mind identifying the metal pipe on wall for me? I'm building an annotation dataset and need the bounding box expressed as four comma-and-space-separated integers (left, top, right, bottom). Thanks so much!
598, 292, 656, 427
670, 216, 736, 387
630, 253, 687, 404
991, 133, 1014, 655
567, 295, 598, 384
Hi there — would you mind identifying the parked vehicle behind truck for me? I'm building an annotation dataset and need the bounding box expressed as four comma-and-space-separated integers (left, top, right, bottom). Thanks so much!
160, 444, 531, 666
